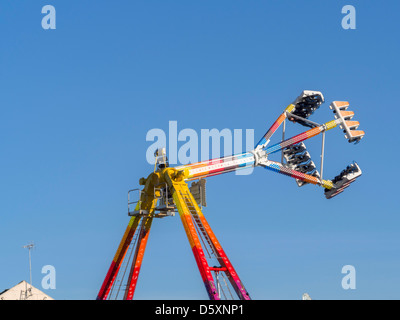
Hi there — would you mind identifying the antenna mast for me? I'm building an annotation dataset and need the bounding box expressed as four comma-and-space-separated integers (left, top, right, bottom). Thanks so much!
23, 242, 35, 287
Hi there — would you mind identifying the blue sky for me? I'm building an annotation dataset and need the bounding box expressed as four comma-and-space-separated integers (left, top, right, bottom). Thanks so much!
0, 1, 399, 300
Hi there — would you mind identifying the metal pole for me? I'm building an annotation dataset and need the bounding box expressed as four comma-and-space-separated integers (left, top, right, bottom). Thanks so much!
320, 131, 326, 180
285, 112, 320, 127
281, 119, 286, 164
28, 248, 32, 286
23, 243, 34, 288
216, 272, 221, 299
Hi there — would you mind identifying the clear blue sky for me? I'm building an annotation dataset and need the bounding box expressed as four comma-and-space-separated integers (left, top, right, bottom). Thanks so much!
1, 1, 399, 300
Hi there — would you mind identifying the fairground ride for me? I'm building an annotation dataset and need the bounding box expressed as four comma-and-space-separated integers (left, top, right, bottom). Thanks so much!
96, 90, 365, 300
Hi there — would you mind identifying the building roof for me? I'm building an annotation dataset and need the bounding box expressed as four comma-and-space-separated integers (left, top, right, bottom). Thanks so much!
0, 280, 54, 300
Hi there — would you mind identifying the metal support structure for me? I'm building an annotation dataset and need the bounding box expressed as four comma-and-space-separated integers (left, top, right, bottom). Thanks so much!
165, 169, 250, 300
281, 119, 286, 164
123, 216, 153, 300
320, 131, 326, 180
286, 111, 321, 128
98, 167, 251, 300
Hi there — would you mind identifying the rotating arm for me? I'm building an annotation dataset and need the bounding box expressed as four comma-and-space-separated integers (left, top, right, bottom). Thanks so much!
265, 119, 339, 156
172, 92, 363, 199
175, 152, 256, 181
